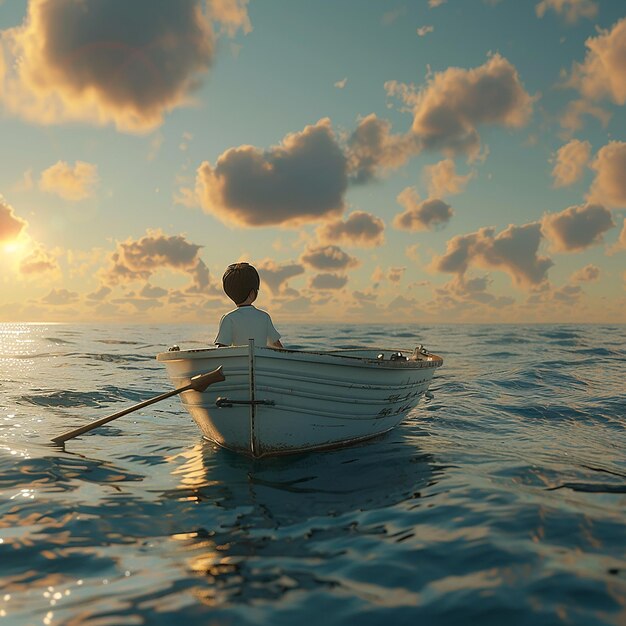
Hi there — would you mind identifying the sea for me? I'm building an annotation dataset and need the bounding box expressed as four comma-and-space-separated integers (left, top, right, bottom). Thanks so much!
0, 323, 624, 626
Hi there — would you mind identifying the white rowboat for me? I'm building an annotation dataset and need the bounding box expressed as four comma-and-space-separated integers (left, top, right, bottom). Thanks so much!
157, 340, 443, 457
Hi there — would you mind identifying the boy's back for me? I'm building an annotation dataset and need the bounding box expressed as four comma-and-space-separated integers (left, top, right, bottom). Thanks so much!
215, 306, 281, 347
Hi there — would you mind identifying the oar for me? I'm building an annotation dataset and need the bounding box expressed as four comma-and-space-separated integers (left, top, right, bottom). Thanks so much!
51, 367, 225, 445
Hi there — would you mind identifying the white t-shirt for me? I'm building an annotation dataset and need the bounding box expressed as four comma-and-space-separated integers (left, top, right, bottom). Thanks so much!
214, 305, 281, 347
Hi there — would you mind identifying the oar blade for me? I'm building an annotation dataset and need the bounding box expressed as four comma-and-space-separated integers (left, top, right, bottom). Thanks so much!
190, 366, 225, 392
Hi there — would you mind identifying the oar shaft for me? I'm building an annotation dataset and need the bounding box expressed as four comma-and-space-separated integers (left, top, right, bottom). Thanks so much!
52, 387, 184, 444
52, 367, 224, 445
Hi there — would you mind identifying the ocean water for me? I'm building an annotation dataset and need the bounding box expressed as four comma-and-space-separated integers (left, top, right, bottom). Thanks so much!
0, 323, 624, 626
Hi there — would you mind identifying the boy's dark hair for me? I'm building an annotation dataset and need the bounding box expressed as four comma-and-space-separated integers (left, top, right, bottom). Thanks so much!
222, 262, 260, 304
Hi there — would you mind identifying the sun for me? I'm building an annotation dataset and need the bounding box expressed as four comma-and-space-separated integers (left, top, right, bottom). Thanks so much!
3, 240, 26, 254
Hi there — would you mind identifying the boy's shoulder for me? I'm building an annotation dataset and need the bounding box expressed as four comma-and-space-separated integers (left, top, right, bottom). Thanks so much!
224, 305, 270, 318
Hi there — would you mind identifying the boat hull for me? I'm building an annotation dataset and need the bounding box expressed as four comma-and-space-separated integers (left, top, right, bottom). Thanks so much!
157, 345, 442, 457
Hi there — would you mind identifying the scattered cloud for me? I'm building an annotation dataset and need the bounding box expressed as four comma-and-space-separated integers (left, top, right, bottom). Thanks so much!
197, 119, 348, 226
0, 0, 218, 131
433, 275, 516, 309
346, 114, 419, 183
382, 7, 407, 25
207, 0, 252, 36
542, 203, 614, 252
567, 18, 626, 105
417, 26, 434, 37
86, 286, 112, 302
571, 264, 600, 282
432, 222, 553, 287
0, 199, 27, 243
371, 266, 385, 286
310, 273, 348, 290
42, 288, 79, 306
300, 244, 359, 271
536, 0, 598, 23
429, 0, 447, 7
39, 161, 99, 201
12, 169, 34, 193
386, 54, 535, 159
103, 230, 209, 290
139, 283, 168, 299
334, 77, 348, 89
179, 131, 194, 152
423, 158, 475, 197
18, 244, 59, 275
405, 243, 421, 263
257, 259, 305, 294
551, 139, 591, 187
608, 218, 626, 254
588, 141, 626, 209
393, 188, 453, 231
560, 99, 610, 133
316, 211, 385, 247
387, 267, 406, 283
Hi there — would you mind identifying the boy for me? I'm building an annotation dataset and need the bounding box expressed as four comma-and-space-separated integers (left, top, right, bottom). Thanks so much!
214, 262, 283, 348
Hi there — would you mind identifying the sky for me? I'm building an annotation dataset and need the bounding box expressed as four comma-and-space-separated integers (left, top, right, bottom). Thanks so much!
0, 0, 625, 325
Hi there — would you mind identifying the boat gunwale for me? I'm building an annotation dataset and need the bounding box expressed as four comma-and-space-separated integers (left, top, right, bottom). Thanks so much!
157, 345, 443, 369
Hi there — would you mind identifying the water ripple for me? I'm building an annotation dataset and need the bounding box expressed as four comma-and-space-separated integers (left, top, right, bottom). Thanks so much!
0, 323, 624, 626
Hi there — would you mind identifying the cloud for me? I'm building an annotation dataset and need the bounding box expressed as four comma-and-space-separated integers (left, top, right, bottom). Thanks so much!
552, 283, 583, 304
112, 296, 164, 312
405, 243, 421, 263
42, 288, 79, 305
207, 0, 252, 37
334, 78, 347, 89
387, 54, 534, 159
567, 18, 626, 105
571, 264, 600, 282
434, 275, 516, 308
1, 0, 216, 131
393, 188, 453, 232
559, 99, 611, 133
140, 283, 168, 299
387, 267, 406, 283
417, 26, 434, 37
433, 222, 553, 287
39, 161, 99, 201
300, 244, 359, 271
371, 266, 385, 286
86, 286, 112, 301
588, 141, 626, 208
429, 0, 447, 7
0, 199, 27, 243
12, 169, 34, 193
608, 218, 626, 254
536, 0, 598, 23
541, 203, 614, 252
103, 230, 208, 288
18, 244, 59, 275
310, 273, 348, 290
346, 114, 419, 183
316, 211, 385, 247
423, 158, 475, 197
187, 259, 211, 292
551, 139, 591, 187
197, 119, 348, 227
257, 259, 305, 294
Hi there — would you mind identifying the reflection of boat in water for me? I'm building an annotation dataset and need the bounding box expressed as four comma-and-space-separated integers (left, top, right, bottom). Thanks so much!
166, 434, 441, 521
157, 342, 443, 458
164, 440, 444, 606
